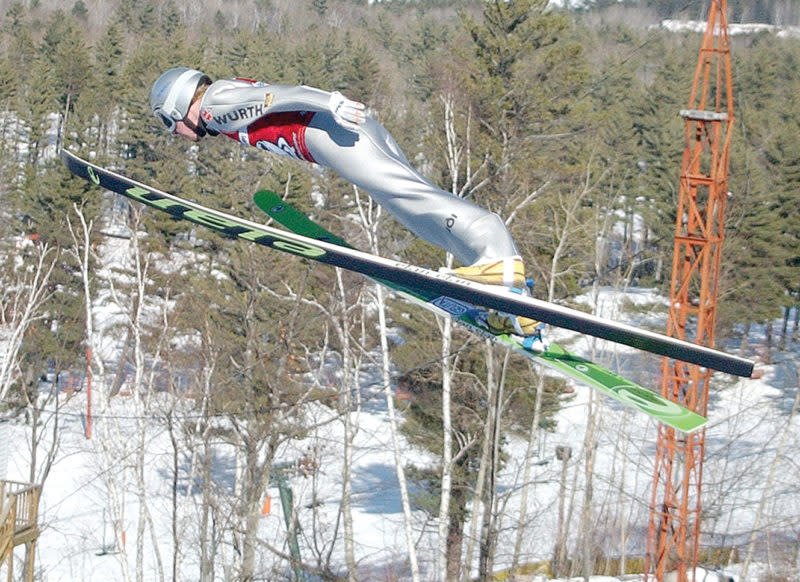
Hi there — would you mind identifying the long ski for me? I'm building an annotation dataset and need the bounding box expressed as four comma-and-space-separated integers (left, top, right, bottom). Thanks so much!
254, 191, 708, 432
60, 148, 753, 382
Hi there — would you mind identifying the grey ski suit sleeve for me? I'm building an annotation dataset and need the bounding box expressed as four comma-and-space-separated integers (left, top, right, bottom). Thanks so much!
200, 79, 333, 133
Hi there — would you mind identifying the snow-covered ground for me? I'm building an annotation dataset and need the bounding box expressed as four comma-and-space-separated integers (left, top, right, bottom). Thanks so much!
2, 284, 796, 581
660, 19, 800, 38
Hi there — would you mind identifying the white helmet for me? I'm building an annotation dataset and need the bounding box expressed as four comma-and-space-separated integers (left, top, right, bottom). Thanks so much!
150, 67, 210, 133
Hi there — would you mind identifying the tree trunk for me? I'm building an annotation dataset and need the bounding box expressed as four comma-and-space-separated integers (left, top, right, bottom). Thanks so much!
438, 276, 455, 582
764, 320, 773, 364
376, 279, 421, 582
335, 268, 359, 581
446, 481, 466, 581
511, 373, 546, 572
358, 192, 421, 582
578, 391, 600, 580
552, 445, 572, 578
478, 347, 503, 581
464, 395, 490, 581
741, 386, 800, 581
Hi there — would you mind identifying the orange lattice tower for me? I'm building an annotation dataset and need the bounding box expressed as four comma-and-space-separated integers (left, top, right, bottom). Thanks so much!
645, 2, 734, 581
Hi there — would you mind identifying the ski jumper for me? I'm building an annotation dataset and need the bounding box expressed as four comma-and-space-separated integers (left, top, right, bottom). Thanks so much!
198, 78, 519, 267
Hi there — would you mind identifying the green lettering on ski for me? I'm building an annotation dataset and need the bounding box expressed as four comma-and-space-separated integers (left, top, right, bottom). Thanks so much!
123, 186, 325, 259
273, 239, 327, 257
609, 385, 686, 418
125, 186, 181, 210
87, 166, 101, 185
550, 354, 690, 421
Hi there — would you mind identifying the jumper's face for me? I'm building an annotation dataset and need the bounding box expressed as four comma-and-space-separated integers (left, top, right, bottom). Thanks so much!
161, 99, 204, 141
174, 119, 202, 141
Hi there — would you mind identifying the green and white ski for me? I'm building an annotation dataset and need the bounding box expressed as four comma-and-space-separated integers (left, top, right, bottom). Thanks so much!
253, 191, 708, 432
61, 149, 754, 430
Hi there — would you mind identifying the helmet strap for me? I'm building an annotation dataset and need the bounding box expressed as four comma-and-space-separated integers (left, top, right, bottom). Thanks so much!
183, 116, 207, 139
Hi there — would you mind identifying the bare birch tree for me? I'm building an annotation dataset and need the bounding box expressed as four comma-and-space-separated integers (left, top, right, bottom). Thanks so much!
333, 265, 360, 580
741, 385, 800, 580
0, 240, 57, 403
438, 92, 490, 582
106, 207, 170, 582
355, 188, 422, 581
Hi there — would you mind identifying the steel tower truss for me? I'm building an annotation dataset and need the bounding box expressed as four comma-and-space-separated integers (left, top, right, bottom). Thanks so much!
645, 2, 734, 581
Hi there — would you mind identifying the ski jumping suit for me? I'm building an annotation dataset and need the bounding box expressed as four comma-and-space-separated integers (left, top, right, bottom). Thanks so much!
198, 78, 519, 267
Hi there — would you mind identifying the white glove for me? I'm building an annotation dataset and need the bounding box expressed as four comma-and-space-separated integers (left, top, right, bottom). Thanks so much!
329, 91, 366, 129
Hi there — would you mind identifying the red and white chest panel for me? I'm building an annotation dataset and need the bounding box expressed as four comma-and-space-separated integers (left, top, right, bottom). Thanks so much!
219, 111, 316, 162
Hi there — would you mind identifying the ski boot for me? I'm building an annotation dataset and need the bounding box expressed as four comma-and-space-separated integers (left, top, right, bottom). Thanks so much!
447, 256, 545, 343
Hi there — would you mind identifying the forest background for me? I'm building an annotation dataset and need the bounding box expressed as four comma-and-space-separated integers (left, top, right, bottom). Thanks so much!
1, 0, 799, 581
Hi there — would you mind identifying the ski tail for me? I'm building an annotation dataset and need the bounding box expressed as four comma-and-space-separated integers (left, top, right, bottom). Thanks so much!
254, 191, 350, 248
